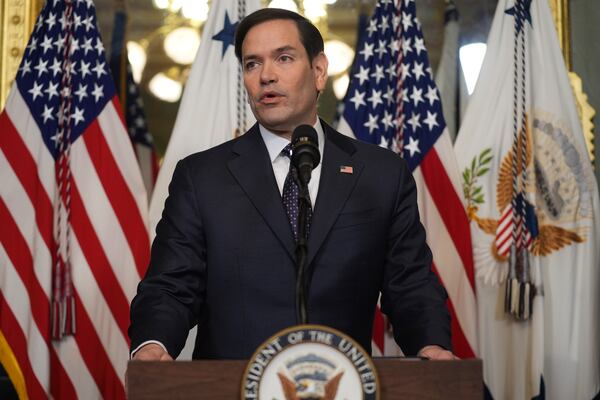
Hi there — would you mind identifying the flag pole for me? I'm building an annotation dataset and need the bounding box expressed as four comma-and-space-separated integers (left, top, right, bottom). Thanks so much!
110, 0, 128, 114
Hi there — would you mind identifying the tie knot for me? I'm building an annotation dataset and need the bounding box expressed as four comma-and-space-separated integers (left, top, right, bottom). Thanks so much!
281, 143, 293, 159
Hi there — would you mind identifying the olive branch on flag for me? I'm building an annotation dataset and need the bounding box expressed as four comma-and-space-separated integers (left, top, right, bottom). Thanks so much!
462, 148, 493, 216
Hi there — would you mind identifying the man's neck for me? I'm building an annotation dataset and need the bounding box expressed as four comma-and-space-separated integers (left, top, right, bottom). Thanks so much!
261, 116, 319, 140
267, 127, 293, 141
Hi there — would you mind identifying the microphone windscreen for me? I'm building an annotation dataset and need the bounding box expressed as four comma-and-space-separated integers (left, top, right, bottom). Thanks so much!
291, 124, 320, 177
292, 125, 318, 146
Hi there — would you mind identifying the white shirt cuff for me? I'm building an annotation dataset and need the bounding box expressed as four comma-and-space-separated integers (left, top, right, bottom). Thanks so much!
130, 340, 168, 359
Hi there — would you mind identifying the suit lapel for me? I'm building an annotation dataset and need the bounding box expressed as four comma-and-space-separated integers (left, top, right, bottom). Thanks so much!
227, 125, 296, 261
306, 122, 364, 267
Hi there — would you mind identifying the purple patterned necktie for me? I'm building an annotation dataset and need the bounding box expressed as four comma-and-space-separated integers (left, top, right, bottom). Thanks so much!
281, 143, 312, 241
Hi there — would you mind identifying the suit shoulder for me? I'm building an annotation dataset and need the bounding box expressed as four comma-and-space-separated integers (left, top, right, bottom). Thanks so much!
178, 131, 246, 167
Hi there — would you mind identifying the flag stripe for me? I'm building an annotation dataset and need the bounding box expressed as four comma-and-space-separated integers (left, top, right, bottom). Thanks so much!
372, 306, 385, 354
0, 200, 52, 340
431, 265, 476, 358
0, 150, 53, 299
430, 262, 473, 358
70, 140, 142, 301
49, 344, 79, 400
0, 162, 81, 399
0, 242, 78, 400
432, 130, 467, 208
0, 295, 47, 400
414, 169, 477, 357
67, 182, 131, 339
100, 98, 150, 204
3, 90, 56, 200
0, 241, 50, 395
0, 112, 54, 253
101, 100, 149, 209
70, 233, 130, 380
420, 145, 476, 290
85, 110, 149, 276
72, 291, 126, 399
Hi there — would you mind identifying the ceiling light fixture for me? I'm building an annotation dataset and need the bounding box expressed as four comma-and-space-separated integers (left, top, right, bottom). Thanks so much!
164, 27, 201, 65
148, 72, 183, 102
324, 39, 354, 76
268, 0, 299, 12
333, 73, 349, 100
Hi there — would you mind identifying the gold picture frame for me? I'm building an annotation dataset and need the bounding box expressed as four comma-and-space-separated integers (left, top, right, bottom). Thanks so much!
549, 0, 596, 163
0, 0, 43, 110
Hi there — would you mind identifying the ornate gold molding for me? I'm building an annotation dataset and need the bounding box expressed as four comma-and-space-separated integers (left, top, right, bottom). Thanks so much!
549, 0, 595, 163
0, 0, 42, 110
569, 72, 596, 163
548, 0, 571, 69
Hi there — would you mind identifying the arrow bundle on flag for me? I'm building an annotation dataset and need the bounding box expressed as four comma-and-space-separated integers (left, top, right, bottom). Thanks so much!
0, 0, 150, 398
337, 0, 478, 359
455, 0, 600, 398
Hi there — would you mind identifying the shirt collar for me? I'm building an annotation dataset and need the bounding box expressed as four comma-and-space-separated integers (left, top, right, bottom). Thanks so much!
259, 119, 326, 163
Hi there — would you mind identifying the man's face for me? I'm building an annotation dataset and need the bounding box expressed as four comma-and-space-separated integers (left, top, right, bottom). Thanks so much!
241, 19, 328, 136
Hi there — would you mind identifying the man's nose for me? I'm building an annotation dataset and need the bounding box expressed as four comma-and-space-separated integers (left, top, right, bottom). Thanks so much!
260, 61, 277, 85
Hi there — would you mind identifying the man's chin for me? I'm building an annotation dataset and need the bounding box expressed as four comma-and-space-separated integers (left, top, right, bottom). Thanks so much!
256, 115, 293, 132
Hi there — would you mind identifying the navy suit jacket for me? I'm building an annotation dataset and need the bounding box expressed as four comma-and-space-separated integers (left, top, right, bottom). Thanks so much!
128, 121, 451, 359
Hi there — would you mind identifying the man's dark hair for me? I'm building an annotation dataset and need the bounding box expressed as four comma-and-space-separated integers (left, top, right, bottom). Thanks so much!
234, 8, 324, 64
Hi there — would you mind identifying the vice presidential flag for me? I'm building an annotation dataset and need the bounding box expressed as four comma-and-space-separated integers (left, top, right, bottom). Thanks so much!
149, 0, 259, 234
454, 0, 600, 398
0, 0, 150, 398
337, 0, 478, 359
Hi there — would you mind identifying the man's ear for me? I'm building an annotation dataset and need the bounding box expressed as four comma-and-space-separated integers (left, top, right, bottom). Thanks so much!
313, 52, 329, 93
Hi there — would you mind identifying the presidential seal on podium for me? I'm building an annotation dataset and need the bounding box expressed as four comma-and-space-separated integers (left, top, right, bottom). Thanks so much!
241, 325, 379, 400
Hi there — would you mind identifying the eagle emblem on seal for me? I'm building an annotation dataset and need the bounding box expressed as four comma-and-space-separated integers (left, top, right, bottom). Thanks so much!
463, 113, 591, 283
277, 353, 344, 400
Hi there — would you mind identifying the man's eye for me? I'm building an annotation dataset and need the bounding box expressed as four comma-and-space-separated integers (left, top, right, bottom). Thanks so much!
279, 55, 292, 62
245, 61, 257, 70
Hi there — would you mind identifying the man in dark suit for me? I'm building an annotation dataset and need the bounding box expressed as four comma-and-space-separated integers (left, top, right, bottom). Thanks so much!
129, 8, 455, 361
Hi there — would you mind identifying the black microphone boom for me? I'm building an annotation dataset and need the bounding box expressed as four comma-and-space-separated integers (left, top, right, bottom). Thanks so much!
290, 124, 320, 325
291, 125, 320, 185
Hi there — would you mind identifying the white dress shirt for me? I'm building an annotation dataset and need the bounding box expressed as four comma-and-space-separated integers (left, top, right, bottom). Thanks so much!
258, 119, 325, 207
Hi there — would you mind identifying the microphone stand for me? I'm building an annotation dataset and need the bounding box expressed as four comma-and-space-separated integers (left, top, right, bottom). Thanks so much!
292, 166, 311, 325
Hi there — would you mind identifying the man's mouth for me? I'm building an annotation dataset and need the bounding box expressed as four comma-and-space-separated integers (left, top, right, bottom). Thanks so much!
259, 91, 284, 105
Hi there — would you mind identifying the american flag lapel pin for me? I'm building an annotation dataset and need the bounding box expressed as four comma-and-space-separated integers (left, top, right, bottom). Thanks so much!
339, 165, 353, 174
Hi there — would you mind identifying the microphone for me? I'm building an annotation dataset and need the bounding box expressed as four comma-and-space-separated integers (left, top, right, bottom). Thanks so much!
290, 125, 319, 325
291, 125, 320, 186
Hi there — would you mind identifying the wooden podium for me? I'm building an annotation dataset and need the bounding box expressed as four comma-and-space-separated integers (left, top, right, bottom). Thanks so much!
127, 358, 482, 399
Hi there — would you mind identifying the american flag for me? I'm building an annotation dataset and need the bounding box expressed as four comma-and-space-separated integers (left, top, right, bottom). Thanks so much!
122, 64, 158, 196
0, 0, 149, 398
337, 0, 478, 358
109, 9, 159, 197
